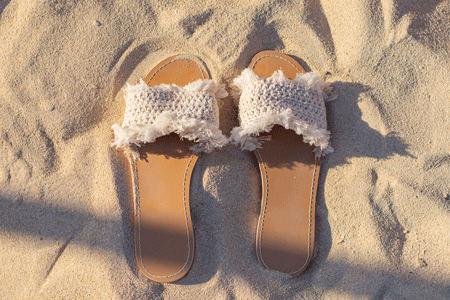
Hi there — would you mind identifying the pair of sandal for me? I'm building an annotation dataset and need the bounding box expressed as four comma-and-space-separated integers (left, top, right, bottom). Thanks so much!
112, 51, 335, 283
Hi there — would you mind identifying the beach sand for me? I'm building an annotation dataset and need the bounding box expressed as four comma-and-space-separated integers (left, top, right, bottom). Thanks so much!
1, 0, 449, 299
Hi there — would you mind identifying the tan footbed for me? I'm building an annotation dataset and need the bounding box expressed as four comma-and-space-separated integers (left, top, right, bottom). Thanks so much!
134, 55, 209, 282
251, 51, 321, 276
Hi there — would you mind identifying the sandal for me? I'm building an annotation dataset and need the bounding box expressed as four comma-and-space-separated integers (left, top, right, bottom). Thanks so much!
230, 51, 335, 276
111, 55, 227, 282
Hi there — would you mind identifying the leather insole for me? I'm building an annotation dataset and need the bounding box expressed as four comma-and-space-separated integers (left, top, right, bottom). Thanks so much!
134, 55, 209, 282
251, 51, 320, 275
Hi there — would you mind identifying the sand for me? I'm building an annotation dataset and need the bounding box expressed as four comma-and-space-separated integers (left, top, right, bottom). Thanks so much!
1, 0, 450, 299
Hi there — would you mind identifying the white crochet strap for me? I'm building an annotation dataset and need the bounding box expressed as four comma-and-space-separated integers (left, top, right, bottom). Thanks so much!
230, 69, 335, 155
112, 79, 228, 153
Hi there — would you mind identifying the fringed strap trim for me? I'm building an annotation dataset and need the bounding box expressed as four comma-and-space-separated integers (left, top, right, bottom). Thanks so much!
111, 79, 228, 156
230, 69, 337, 156
231, 68, 338, 103
229, 109, 333, 155
125, 78, 228, 100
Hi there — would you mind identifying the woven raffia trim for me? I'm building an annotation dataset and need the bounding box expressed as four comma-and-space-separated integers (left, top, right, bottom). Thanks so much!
111, 79, 228, 155
230, 69, 336, 155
